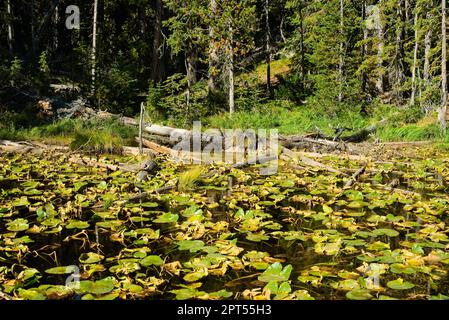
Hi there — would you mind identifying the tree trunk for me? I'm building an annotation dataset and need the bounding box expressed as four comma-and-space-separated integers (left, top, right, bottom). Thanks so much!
186, 50, 197, 86
439, 0, 448, 130
410, 10, 419, 106
208, 0, 219, 94
92, 0, 99, 94
393, 0, 406, 105
423, 15, 432, 84
265, 0, 271, 96
6, 0, 13, 55
228, 22, 235, 114
338, 0, 344, 102
376, 4, 385, 94
151, 0, 163, 82
53, 4, 59, 51
299, 3, 306, 88
361, 0, 368, 95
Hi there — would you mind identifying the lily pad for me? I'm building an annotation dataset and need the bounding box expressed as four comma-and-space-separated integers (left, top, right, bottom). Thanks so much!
66, 220, 90, 230
346, 289, 373, 300
177, 240, 205, 253
258, 262, 293, 282
78, 277, 115, 295
45, 265, 78, 275
372, 228, 400, 237
153, 213, 179, 223
140, 255, 164, 267
6, 218, 29, 232
79, 252, 104, 264
387, 278, 415, 290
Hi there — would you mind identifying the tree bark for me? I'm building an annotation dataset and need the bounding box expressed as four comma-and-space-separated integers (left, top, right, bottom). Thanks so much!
92, 0, 99, 94
439, 0, 448, 130
410, 10, 419, 106
423, 13, 432, 84
265, 0, 271, 96
299, 3, 306, 88
151, 0, 163, 82
338, 0, 345, 102
53, 4, 59, 51
208, 0, 219, 94
228, 22, 235, 114
376, 3, 385, 94
361, 0, 368, 94
6, 0, 13, 55
393, 0, 406, 105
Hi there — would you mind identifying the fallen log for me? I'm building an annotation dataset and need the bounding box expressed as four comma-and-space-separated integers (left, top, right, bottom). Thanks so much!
342, 119, 386, 143
232, 155, 278, 169
298, 154, 346, 176
344, 165, 367, 189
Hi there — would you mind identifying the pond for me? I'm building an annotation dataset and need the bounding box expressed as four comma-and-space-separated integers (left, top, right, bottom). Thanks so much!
1, 150, 449, 300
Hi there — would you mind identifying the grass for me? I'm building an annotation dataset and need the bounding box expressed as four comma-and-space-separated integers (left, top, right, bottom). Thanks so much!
0, 117, 137, 154
205, 101, 370, 136
205, 101, 449, 145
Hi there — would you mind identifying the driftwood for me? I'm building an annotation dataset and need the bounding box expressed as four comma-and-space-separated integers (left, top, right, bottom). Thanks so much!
128, 185, 177, 202
232, 155, 278, 169
68, 156, 140, 173
344, 165, 367, 189
342, 120, 387, 143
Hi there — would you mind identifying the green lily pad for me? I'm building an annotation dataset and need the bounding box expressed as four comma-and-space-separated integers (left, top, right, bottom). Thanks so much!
178, 240, 205, 253
331, 279, 360, 291
78, 277, 115, 295
346, 289, 373, 300
18, 289, 46, 300
184, 269, 208, 282
390, 263, 417, 275
387, 278, 415, 290
246, 233, 269, 242
12, 196, 30, 207
153, 213, 179, 223
79, 252, 104, 264
45, 265, 78, 275
258, 262, 293, 282
6, 218, 29, 232
372, 228, 400, 237
81, 292, 119, 300
208, 290, 233, 299
140, 255, 164, 267
45, 285, 74, 299
66, 220, 90, 230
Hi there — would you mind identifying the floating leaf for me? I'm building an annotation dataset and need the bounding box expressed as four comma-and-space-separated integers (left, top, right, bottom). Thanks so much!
372, 228, 400, 237
45, 266, 78, 275
346, 289, 373, 300
12, 196, 30, 207
178, 240, 205, 253
18, 289, 46, 300
246, 233, 269, 242
387, 278, 415, 290
140, 255, 164, 267
153, 213, 179, 223
6, 218, 29, 232
258, 262, 292, 282
66, 220, 90, 230
184, 268, 208, 282
79, 253, 104, 264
